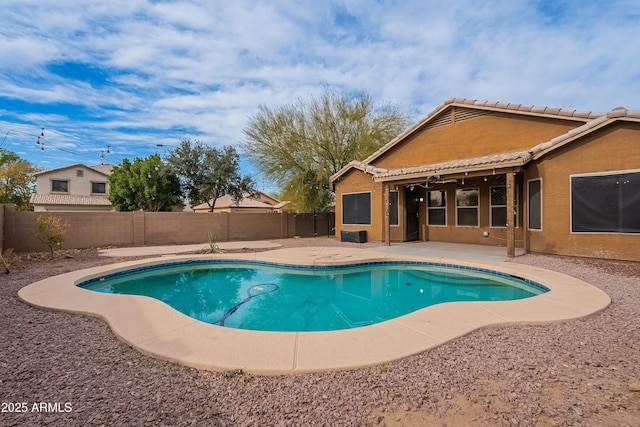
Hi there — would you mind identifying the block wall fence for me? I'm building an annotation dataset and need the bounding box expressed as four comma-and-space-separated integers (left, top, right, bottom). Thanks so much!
0, 204, 335, 253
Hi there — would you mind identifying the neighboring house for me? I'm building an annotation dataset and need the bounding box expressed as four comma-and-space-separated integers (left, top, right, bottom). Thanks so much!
192, 191, 287, 213
30, 164, 114, 212
330, 98, 640, 261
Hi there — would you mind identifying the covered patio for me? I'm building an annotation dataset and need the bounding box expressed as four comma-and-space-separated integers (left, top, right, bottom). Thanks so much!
374, 151, 527, 258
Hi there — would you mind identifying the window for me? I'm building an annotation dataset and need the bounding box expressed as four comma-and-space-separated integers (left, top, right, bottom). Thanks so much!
389, 191, 399, 226
92, 182, 107, 194
51, 179, 69, 193
490, 185, 518, 227
456, 188, 479, 226
76, 169, 84, 177
427, 190, 446, 226
342, 192, 371, 225
528, 179, 542, 230
571, 171, 640, 233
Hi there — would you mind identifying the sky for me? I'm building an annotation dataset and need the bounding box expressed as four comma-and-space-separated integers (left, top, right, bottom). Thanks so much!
1, 0, 639, 192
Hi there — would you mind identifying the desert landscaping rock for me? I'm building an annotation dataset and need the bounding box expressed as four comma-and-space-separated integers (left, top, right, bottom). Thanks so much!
1, 238, 639, 426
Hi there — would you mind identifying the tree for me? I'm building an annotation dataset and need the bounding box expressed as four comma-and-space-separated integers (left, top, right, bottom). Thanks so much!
0, 148, 38, 211
108, 154, 182, 211
242, 86, 411, 212
166, 138, 254, 212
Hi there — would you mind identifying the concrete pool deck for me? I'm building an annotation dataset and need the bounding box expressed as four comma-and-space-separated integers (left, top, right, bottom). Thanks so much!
18, 247, 611, 375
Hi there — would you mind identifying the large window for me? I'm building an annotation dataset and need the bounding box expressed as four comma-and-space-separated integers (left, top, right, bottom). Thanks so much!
528, 179, 542, 230
92, 182, 107, 194
427, 190, 446, 226
571, 171, 640, 233
490, 185, 518, 228
389, 191, 399, 226
51, 179, 69, 193
456, 188, 479, 226
342, 192, 372, 225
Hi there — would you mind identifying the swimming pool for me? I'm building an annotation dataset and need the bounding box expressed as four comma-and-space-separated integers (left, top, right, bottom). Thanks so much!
19, 247, 610, 374
80, 260, 547, 332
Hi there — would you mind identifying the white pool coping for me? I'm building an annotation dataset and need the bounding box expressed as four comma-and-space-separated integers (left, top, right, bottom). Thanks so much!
18, 247, 611, 375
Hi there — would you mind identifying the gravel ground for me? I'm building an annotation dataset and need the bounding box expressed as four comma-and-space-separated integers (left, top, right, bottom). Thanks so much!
1, 238, 639, 426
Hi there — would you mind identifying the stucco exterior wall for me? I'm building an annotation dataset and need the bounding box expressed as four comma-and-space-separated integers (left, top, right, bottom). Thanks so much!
333, 103, 639, 260
525, 122, 640, 261
374, 111, 581, 169
334, 169, 385, 242
35, 166, 109, 196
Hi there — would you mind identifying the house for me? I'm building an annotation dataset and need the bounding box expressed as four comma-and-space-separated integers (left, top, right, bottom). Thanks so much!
192, 191, 287, 213
30, 164, 114, 212
330, 98, 640, 261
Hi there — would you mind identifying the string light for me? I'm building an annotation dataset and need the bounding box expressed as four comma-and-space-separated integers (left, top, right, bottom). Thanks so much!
2, 120, 172, 169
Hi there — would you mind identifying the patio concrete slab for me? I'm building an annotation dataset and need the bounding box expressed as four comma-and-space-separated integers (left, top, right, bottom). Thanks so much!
371, 241, 525, 261
18, 247, 610, 375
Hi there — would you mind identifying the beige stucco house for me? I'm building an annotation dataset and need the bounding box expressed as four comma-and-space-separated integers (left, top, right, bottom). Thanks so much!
30, 164, 114, 212
330, 98, 640, 261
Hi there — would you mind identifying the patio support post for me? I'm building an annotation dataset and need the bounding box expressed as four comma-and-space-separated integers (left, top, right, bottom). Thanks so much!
506, 171, 516, 257
384, 183, 391, 246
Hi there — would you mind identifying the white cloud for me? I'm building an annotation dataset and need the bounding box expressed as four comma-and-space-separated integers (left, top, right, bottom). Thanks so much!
1, 0, 639, 171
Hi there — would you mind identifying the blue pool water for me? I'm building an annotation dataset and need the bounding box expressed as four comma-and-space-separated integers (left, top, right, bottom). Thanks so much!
79, 261, 547, 332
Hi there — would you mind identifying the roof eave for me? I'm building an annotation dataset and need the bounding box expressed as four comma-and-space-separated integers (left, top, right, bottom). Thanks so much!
531, 115, 640, 161
373, 158, 529, 183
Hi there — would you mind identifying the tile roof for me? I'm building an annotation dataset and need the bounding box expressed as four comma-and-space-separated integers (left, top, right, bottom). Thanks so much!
332, 160, 388, 177
330, 100, 640, 188
361, 98, 603, 165
529, 107, 640, 159
443, 97, 603, 119
373, 151, 531, 181
89, 164, 114, 175
192, 194, 277, 210
34, 163, 114, 176
30, 193, 113, 206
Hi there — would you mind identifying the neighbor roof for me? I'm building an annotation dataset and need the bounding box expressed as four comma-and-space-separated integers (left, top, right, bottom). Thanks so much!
34, 163, 113, 176
192, 194, 277, 211
30, 194, 112, 206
